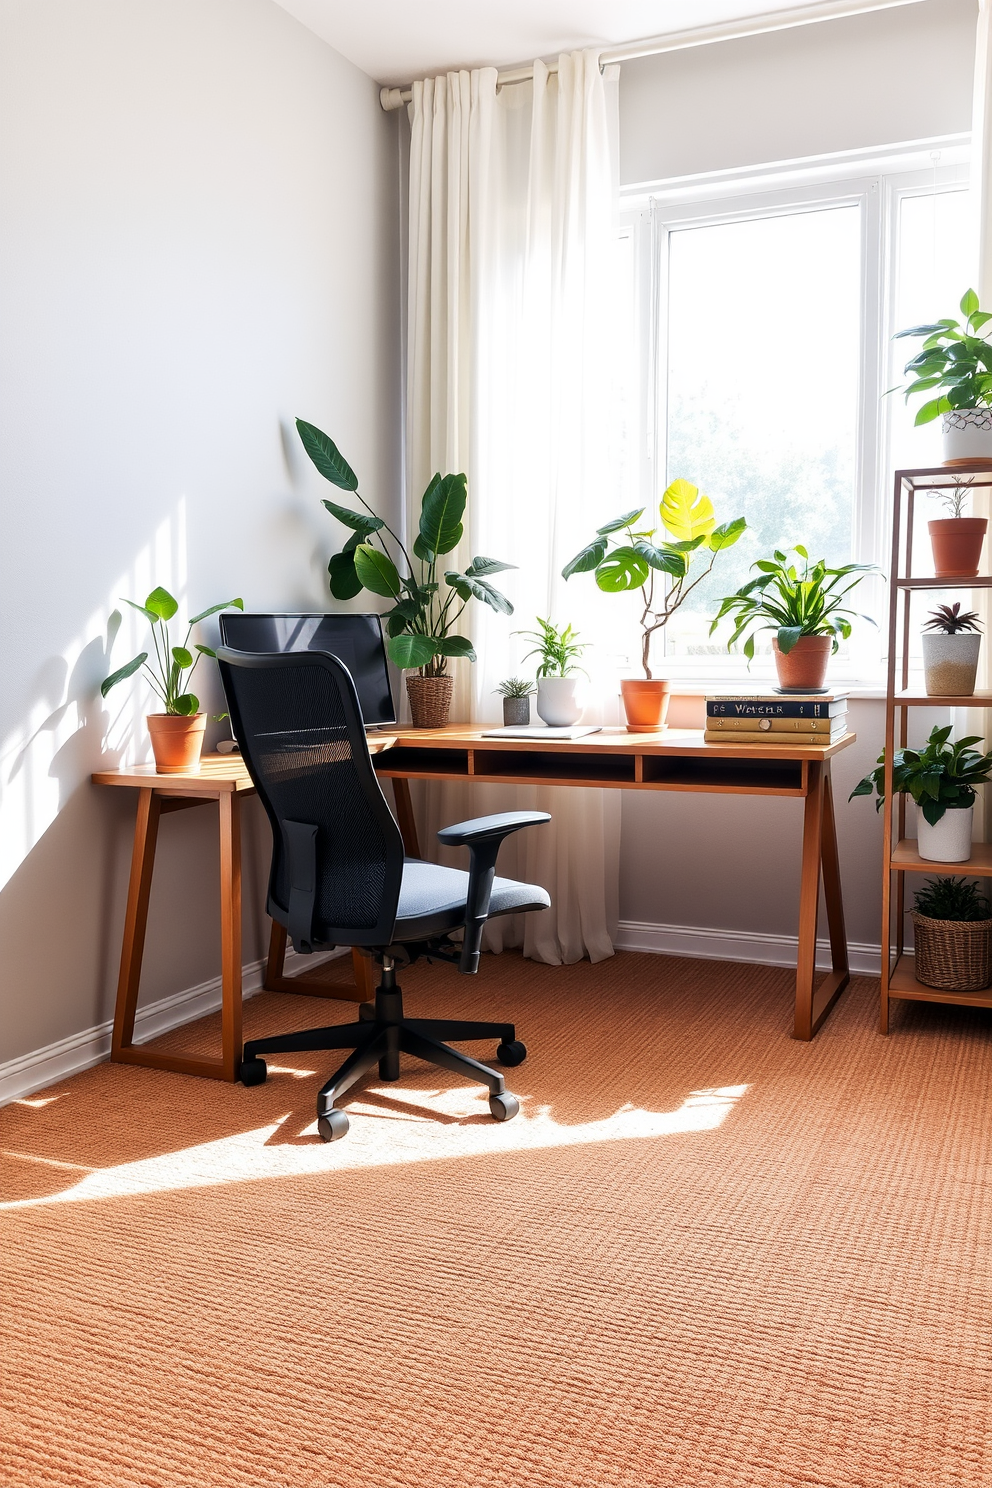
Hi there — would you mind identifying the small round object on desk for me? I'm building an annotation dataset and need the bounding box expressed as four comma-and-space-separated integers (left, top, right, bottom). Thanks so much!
496, 1039, 527, 1066
318, 1110, 350, 1142
239, 1056, 267, 1086
489, 1092, 520, 1122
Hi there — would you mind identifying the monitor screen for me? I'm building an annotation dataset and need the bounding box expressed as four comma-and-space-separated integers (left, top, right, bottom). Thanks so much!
218, 612, 396, 726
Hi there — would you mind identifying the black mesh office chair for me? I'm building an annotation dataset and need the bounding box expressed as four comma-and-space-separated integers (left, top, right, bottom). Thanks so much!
217, 646, 551, 1142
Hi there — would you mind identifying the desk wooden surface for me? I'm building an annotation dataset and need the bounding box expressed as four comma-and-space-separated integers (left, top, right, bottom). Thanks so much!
376, 724, 856, 761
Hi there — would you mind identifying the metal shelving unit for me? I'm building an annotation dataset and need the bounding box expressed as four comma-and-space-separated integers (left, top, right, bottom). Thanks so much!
881, 461, 992, 1031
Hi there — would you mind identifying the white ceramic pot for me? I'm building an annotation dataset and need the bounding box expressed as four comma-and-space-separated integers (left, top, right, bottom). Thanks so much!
942, 409, 992, 464
536, 675, 585, 727
921, 631, 981, 697
917, 804, 974, 863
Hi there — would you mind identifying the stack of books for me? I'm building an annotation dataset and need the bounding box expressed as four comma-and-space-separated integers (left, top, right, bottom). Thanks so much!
704, 692, 848, 745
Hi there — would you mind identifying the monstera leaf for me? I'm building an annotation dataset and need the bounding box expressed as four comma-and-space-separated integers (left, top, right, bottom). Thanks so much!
659, 479, 716, 543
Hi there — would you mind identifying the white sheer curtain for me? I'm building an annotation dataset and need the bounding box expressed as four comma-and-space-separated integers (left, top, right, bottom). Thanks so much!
404, 53, 623, 964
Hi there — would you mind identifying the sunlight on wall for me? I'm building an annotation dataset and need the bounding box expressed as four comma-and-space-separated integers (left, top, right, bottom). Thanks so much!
0, 502, 188, 892
0, 1084, 749, 1209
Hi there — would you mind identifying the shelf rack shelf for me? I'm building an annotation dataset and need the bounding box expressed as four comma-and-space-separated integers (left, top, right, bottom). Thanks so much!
881, 461, 992, 1031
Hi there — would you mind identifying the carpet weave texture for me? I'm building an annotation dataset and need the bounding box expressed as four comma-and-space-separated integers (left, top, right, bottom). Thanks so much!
1, 951, 990, 1488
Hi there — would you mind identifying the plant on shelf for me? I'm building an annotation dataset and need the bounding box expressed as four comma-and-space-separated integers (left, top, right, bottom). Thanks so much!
921, 475, 986, 580
850, 724, 992, 865
893, 288, 992, 464
495, 677, 536, 727
296, 418, 515, 728
562, 478, 745, 731
710, 545, 876, 692
921, 603, 983, 699
516, 617, 588, 727
911, 877, 992, 994
101, 587, 244, 774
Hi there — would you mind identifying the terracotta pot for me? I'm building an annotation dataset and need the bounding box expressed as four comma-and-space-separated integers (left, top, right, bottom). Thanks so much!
928, 517, 988, 579
772, 635, 831, 692
147, 713, 206, 774
942, 408, 992, 465
406, 674, 453, 729
620, 678, 671, 733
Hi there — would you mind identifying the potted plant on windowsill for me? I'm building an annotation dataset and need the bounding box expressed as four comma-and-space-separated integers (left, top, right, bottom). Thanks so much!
922, 603, 983, 697
850, 725, 992, 863
562, 479, 745, 731
711, 546, 876, 693
893, 288, 992, 466
496, 677, 535, 726
101, 587, 244, 773
911, 876, 992, 993
517, 618, 588, 727
297, 419, 515, 728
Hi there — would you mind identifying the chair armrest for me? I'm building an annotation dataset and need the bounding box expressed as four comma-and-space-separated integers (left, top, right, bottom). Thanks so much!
437, 811, 551, 973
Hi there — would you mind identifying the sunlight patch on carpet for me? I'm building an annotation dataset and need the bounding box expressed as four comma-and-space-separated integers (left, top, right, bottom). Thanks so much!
1, 1084, 748, 1209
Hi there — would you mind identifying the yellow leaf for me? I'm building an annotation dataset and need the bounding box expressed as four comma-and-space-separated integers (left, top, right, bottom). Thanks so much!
660, 478, 715, 542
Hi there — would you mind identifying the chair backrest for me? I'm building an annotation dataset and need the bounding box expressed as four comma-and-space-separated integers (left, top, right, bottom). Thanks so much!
217, 647, 405, 950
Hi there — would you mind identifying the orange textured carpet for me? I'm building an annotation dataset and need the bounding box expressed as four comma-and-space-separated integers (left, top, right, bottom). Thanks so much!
2, 951, 991, 1488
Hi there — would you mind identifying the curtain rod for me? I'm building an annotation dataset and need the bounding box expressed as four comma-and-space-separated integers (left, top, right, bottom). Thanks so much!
379, 0, 926, 110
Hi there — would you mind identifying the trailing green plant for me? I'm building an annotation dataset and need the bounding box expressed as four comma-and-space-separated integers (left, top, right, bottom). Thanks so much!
517, 618, 587, 678
892, 288, 992, 425
710, 545, 876, 661
562, 479, 745, 679
923, 602, 982, 635
850, 725, 992, 825
496, 676, 535, 698
297, 418, 515, 679
913, 875, 991, 922
101, 588, 243, 715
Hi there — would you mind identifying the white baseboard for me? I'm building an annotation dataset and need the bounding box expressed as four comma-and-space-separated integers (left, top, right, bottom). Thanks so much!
0, 944, 348, 1108
615, 919, 881, 976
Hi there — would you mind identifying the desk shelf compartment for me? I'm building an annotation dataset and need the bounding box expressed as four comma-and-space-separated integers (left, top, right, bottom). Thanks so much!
470, 748, 637, 787
640, 755, 805, 795
375, 746, 471, 779
880, 460, 992, 1032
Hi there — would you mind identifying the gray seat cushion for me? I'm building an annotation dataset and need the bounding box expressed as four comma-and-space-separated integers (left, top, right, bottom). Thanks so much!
393, 857, 550, 940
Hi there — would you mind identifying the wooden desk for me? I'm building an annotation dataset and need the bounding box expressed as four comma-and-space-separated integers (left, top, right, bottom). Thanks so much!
92, 745, 395, 1082
94, 724, 855, 1081
374, 725, 857, 1041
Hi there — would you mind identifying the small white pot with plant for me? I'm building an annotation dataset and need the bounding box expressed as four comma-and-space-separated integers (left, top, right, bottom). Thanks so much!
851, 725, 992, 864
894, 288, 992, 464
518, 618, 588, 727
921, 603, 982, 698
496, 677, 535, 726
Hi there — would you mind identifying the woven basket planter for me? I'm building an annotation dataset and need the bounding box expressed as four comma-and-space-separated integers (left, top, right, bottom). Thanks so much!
911, 911, 992, 992
406, 674, 453, 729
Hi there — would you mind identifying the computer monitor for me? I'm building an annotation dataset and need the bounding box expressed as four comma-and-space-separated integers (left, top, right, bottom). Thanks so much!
217, 612, 396, 726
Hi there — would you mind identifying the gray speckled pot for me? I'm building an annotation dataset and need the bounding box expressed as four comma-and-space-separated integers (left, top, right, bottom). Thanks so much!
502, 695, 531, 726
921, 631, 981, 698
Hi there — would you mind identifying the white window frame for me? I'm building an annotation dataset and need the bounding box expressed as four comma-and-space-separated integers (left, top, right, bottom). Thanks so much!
619, 137, 969, 688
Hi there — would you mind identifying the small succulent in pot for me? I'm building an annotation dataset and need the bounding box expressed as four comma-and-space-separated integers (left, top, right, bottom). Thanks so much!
921, 602, 983, 699
496, 676, 535, 726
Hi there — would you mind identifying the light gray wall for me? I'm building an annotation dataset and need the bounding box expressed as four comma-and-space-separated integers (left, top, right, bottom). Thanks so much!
620, 0, 976, 185
0, 0, 400, 1063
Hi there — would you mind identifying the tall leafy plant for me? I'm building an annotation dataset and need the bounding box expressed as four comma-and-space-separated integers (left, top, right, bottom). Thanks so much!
562, 479, 745, 679
297, 419, 515, 678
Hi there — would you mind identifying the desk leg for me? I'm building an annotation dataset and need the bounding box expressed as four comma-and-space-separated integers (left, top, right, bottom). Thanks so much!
794, 761, 850, 1041
219, 791, 243, 1081
392, 777, 421, 856
111, 789, 161, 1059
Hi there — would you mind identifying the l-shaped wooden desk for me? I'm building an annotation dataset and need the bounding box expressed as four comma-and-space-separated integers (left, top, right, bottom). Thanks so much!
94, 724, 856, 1081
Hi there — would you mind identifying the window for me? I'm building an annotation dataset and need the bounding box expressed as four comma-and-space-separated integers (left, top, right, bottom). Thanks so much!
619, 145, 969, 682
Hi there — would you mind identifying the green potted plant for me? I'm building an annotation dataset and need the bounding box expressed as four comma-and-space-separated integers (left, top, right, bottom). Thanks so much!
563, 479, 745, 731
850, 724, 992, 863
921, 603, 982, 698
496, 677, 535, 727
101, 587, 244, 773
911, 876, 992, 992
894, 288, 992, 467
297, 419, 515, 728
710, 545, 876, 692
517, 618, 588, 727
919, 477, 987, 581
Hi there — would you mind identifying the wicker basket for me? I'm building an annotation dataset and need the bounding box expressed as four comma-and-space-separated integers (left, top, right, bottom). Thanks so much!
911, 911, 992, 991
406, 674, 453, 729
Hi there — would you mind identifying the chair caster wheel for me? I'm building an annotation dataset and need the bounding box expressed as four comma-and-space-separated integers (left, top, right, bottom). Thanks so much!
239, 1057, 267, 1087
496, 1039, 526, 1067
317, 1110, 350, 1142
489, 1092, 519, 1122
